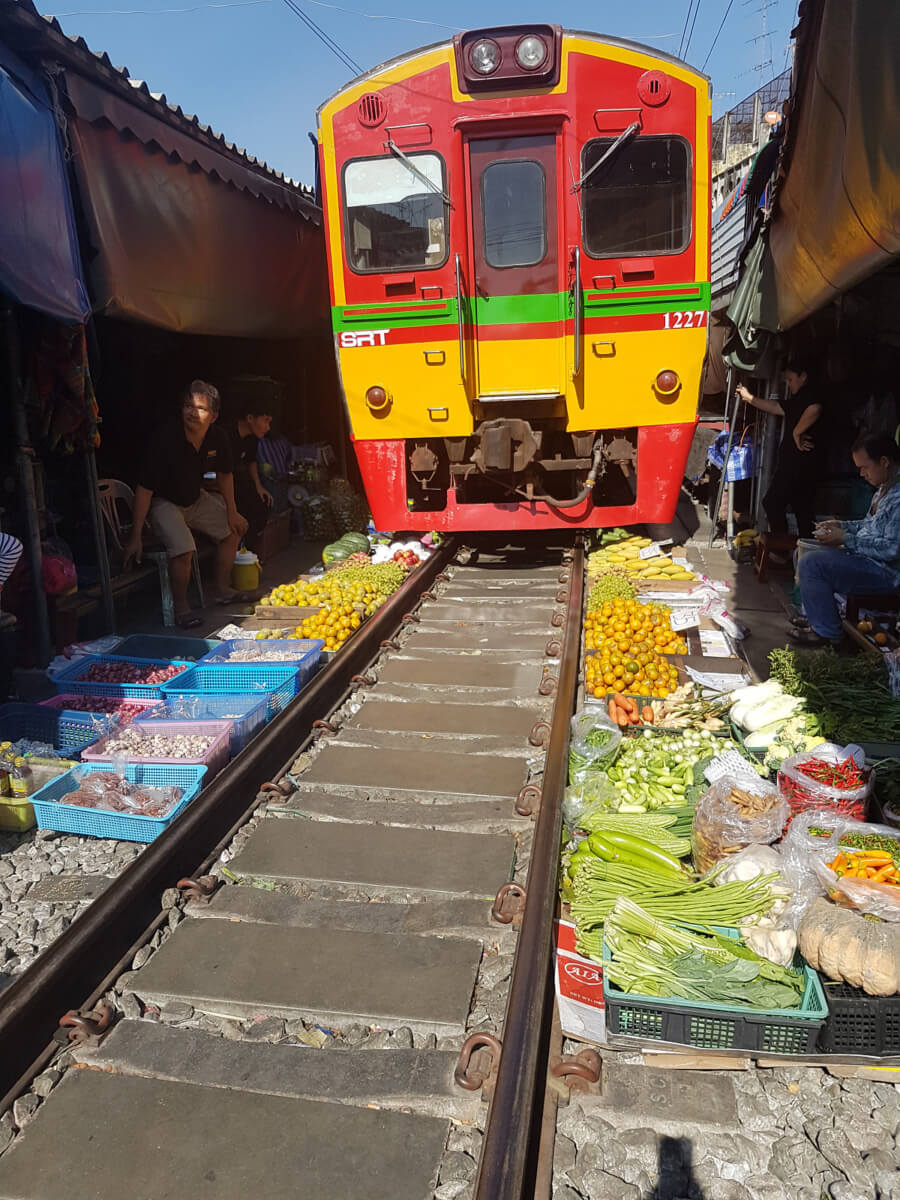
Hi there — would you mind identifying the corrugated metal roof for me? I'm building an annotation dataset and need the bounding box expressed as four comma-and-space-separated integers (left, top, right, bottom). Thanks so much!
711, 190, 747, 310
0, 0, 318, 212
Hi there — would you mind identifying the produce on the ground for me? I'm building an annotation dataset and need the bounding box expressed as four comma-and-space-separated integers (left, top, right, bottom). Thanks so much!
585, 597, 688, 655
634, 684, 730, 731
826, 848, 900, 886
295, 602, 363, 650
4, 739, 63, 759
260, 562, 405, 614
77, 661, 187, 685
392, 548, 421, 570
569, 859, 781, 955
592, 527, 630, 548
210, 645, 316, 662
769, 647, 900, 742
838, 829, 900, 863
710, 845, 795, 965
603, 898, 806, 1009
569, 810, 691, 857
606, 693, 654, 726
586, 570, 636, 609
729, 680, 806, 736
568, 711, 621, 781
586, 535, 696, 581
598, 728, 723, 811
691, 777, 788, 874
798, 896, 900, 995
777, 745, 872, 822
97, 728, 214, 759
872, 759, 900, 825
62, 771, 183, 818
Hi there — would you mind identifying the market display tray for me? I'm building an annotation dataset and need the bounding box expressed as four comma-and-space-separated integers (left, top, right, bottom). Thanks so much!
817, 980, 900, 1056
52, 655, 193, 701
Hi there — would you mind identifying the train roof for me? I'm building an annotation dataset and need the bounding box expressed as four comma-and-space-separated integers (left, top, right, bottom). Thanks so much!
317, 27, 710, 119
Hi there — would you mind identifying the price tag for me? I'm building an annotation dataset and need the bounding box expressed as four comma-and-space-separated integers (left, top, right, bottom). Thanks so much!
703, 750, 762, 786
639, 539, 673, 560
670, 607, 699, 631
672, 556, 690, 568
685, 666, 748, 693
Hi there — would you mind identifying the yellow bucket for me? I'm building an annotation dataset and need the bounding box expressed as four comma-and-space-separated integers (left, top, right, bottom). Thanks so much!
0, 795, 36, 832
231, 549, 260, 593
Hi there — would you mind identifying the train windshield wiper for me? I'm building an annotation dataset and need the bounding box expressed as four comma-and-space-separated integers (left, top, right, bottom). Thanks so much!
571, 121, 640, 192
387, 139, 453, 206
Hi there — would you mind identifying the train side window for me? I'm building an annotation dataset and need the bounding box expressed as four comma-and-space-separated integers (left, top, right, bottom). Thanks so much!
481, 159, 547, 268
342, 153, 448, 273
581, 136, 690, 258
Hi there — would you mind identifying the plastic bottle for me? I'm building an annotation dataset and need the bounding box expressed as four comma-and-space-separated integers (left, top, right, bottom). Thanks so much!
10, 757, 32, 798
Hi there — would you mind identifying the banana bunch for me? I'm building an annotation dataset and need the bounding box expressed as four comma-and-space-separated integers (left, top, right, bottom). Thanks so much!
588, 535, 696, 582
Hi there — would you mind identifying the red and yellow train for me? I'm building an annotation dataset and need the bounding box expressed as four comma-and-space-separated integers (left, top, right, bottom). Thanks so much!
317, 26, 711, 531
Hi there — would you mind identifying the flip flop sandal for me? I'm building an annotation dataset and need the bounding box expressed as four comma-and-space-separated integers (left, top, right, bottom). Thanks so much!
787, 626, 838, 648
175, 612, 203, 629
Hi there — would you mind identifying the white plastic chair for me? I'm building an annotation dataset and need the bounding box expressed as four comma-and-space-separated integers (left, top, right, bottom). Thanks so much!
96, 479, 204, 626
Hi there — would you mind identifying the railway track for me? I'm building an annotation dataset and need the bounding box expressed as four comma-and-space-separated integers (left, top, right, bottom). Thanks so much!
0, 536, 584, 1199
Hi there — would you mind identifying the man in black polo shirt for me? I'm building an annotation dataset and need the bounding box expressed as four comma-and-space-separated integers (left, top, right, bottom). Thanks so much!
123, 380, 249, 627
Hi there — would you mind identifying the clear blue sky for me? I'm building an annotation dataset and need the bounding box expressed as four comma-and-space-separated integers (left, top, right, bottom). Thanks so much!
40, 0, 798, 183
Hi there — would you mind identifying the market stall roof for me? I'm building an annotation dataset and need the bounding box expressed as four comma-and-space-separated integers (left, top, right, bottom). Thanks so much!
0, 37, 90, 322
0, 0, 328, 338
733, 0, 900, 338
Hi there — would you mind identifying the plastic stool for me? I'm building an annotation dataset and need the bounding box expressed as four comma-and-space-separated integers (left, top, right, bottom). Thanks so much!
754, 532, 798, 583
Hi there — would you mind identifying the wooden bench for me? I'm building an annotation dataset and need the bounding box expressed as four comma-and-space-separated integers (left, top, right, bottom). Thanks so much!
846, 593, 900, 626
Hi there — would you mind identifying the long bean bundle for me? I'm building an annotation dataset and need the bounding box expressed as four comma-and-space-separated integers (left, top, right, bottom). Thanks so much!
571, 859, 779, 961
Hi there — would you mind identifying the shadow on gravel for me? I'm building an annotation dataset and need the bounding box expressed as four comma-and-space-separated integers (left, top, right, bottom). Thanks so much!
652, 1136, 707, 1200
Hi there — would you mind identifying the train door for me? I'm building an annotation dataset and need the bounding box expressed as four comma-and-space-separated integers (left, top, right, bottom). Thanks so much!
465, 134, 565, 401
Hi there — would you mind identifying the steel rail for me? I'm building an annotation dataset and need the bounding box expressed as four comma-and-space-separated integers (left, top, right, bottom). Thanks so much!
474, 538, 584, 1200
0, 538, 458, 1107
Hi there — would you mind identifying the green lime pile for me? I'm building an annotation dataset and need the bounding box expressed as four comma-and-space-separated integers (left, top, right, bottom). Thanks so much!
587, 570, 636, 611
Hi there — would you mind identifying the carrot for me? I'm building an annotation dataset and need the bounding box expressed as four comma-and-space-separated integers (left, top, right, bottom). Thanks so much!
615, 710, 630, 728
641, 706, 655, 724
608, 700, 618, 722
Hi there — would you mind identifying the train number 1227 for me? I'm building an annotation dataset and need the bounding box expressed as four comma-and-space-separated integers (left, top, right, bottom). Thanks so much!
663, 311, 708, 329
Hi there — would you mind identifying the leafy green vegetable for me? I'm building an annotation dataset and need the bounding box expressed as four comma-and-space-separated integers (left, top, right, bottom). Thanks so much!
769, 647, 900, 742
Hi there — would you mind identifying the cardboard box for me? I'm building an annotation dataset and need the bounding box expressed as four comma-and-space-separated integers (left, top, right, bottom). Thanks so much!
554, 919, 606, 1044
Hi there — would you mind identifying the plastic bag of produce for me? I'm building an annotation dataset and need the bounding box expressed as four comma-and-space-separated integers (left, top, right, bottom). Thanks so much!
691, 775, 788, 875
777, 743, 872, 824
562, 776, 622, 828
781, 810, 900, 922
568, 711, 621, 786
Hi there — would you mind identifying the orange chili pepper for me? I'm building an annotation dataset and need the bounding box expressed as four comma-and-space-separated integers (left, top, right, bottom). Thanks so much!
831, 854, 847, 871
872, 863, 896, 883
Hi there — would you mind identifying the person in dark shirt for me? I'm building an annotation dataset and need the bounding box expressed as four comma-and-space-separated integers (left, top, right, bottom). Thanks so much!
228, 402, 274, 556
123, 380, 249, 627
736, 360, 825, 537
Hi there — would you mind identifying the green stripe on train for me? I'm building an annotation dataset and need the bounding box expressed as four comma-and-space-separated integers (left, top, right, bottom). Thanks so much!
332, 282, 711, 332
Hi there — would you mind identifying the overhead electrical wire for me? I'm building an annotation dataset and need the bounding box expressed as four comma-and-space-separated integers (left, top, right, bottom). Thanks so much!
701, 0, 737, 71
677, 0, 695, 57
280, 0, 361, 73
683, 0, 703, 59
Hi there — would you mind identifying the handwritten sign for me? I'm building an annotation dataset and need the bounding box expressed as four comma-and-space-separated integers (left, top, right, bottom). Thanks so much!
639, 539, 673, 561
670, 607, 700, 631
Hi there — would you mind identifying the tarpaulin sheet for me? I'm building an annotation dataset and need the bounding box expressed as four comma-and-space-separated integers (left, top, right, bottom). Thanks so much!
0, 43, 90, 322
768, 0, 900, 329
66, 75, 328, 337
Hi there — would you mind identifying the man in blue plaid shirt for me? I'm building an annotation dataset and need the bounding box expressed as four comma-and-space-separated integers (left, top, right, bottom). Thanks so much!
791, 433, 900, 648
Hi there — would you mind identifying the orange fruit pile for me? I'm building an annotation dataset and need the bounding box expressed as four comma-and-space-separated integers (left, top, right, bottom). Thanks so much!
297, 602, 362, 651
584, 597, 685, 699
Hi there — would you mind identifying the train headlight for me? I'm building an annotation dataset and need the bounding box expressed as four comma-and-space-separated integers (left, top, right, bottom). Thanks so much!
469, 38, 501, 75
515, 35, 547, 71
366, 385, 391, 413
654, 370, 680, 396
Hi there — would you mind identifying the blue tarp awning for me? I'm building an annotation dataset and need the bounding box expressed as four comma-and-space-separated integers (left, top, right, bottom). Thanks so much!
0, 42, 90, 322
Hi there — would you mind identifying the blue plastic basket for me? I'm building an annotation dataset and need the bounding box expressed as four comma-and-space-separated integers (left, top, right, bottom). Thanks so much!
30, 761, 207, 843
142, 695, 268, 755
51, 655, 193, 700
161, 664, 300, 720
198, 638, 323, 689
116, 634, 221, 662
0, 702, 101, 758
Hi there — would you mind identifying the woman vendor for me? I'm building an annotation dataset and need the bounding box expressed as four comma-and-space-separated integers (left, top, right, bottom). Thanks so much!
790, 433, 900, 648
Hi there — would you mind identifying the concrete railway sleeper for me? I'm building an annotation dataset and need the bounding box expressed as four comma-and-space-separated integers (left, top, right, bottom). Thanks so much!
0, 537, 582, 1200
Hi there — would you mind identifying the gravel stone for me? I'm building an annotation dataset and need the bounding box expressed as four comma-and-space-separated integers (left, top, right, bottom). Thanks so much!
159, 1001, 194, 1023
433, 1183, 470, 1200
220, 1019, 247, 1041
553, 1134, 576, 1176
131, 945, 152, 970
392, 1026, 414, 1049
243, 1017, 285, 1042
578, 1169, 639, 1199
364, 1030, 393, 1049
32, 1070, 61, 1098
552, 1186, 583, 1200
439, 1152, 475, 1183
120, 992, 142, 1020
12, 1095, 39, 1128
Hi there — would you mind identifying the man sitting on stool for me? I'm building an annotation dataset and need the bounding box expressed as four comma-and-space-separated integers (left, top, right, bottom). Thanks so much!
791, 433, 900, 648
123, 380, 249, 628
